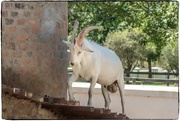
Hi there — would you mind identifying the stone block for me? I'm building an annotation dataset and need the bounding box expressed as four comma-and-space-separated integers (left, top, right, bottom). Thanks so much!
17, 34, 25, 41
11, 11, 18, 17
17, 18, 26, 25
2, 11, 8, 17
5, 18, 14, 25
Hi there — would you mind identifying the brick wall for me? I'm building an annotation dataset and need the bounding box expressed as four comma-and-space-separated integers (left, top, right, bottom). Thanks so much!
2, 2, 68, 98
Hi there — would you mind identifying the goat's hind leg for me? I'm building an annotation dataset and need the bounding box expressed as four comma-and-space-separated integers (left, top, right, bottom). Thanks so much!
67, 74, 78, 101
101, 85, 111, 109
117, 75, 125, 115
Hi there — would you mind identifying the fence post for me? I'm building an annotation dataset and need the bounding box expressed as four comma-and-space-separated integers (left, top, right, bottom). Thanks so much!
133, 80, 136, 84
167, 72, 170, 86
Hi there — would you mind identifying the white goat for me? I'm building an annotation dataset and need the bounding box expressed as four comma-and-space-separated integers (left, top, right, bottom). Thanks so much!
63, 20, 125, 114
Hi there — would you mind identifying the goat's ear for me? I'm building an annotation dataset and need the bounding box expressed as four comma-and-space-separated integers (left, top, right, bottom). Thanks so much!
63, 40, 71, 47
82, 44, 94, 53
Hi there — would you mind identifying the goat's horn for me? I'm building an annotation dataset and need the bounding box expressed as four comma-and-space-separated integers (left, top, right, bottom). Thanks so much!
77, 26, 102, 46
71, 20, 79, 44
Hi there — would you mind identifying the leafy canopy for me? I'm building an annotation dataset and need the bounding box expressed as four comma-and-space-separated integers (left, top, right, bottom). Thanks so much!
104, 28, 148, 71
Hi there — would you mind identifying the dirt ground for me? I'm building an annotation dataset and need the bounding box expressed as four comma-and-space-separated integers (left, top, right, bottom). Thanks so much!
2, 93, 65, 119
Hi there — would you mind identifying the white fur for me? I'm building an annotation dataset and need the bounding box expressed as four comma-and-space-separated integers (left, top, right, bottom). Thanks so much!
63, 38, 125, 114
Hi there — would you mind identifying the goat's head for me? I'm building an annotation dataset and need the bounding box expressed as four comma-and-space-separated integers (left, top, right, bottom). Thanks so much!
63, 20, 102, 66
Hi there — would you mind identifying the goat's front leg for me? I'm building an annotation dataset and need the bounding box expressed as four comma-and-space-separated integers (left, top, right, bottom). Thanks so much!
67, 74, 78, 101
87, 76, 98, 107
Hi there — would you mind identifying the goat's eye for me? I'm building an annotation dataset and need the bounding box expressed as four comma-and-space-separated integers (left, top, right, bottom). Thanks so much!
77, 52, 81, 55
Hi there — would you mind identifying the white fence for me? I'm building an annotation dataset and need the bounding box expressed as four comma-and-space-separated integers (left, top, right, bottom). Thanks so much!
70, 82, 179, 119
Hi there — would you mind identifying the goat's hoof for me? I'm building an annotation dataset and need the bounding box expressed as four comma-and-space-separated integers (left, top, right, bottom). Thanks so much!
87, 105, 93, 107
105, 105, 110, 109
122, 113, 126, 116
87, 103, 93, 107
69, 97, 75, 101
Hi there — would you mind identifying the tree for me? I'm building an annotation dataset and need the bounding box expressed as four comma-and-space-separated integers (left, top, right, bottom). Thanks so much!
160, 38, 178, 73
122, 2, 178, 75
68, 2, 178, 44
68, 2, 129, 44
138, 42, 157, 78
68, 1, 178, 73
104, 28, 148, 76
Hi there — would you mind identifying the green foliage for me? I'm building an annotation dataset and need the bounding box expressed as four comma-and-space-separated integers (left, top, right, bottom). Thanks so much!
104, 28, 148, 71
68, 1, 178, 72
160, 39, 178, 72
143, 2, 177, 51
139, 42, 157, 61
68, 2, 129, 44
123, 2, 178, 62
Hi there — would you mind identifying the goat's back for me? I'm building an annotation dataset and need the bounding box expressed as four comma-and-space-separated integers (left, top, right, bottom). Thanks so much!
84, 40, 123, 86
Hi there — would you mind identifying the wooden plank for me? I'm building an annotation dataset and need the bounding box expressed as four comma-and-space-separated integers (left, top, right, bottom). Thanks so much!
64, 110, 118, 119
69, 71, 178, 84
124, 71, 178, 76
117, 114, 129, 119
64, 100, 80, 106
2, 86, 19, 94
125, 77, 179, 83
100, 113, 117, 119
12, 91, 33, 99
43, 97, 80, 106
46, 97, 57, 103
41, 103, 94, 112
42, 103, 119, 119
69, 70, 179, 76
26, 92, 33, 98
41, 104, 119, 119
31, 96, 44, 103
53, 97, 66, 103
94, 108, 103, 113
2, 86, 33, 99
103, 109, 111, 114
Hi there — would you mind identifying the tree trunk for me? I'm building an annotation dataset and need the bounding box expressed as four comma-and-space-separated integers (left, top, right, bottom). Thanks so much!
125, 66, 131, 84
147, 57, 152, 78
126, 72, 130, 77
